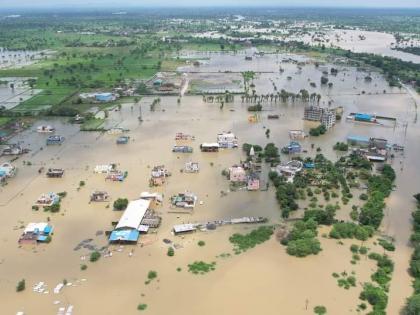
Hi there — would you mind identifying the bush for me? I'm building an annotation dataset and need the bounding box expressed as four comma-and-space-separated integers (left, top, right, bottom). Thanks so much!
167, 247, 174, 257
148, 271, 157, 280
90, 251, 101, 262
81, 264, 87, 270
198, 240, 205, 247
314, 305, 327, 314
137, 304, 147, 311
188, 261, 216, 274
113, 198, 129, 210
16, 279, 25, 292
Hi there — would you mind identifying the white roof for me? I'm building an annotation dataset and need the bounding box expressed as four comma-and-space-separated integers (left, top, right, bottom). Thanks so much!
139, 192, 163, 203
173, 224, 197, 233
201, 143, 220, 147
115, 199, 150, 230
24, 222, 48, 234
94, 165, 113, 173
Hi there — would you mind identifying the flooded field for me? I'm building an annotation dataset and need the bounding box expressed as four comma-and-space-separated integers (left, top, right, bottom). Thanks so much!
0, 52, 418, 315
0, 48, 52, 70
0, 78, 40, 110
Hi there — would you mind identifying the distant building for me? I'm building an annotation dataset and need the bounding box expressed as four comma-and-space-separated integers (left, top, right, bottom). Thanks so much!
304, 105, 336, 129
95, 92, 115, 102
19, 223, 53, 244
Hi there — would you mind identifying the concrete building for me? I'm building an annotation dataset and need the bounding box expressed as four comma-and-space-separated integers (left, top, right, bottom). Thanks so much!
303, 105, 336, 129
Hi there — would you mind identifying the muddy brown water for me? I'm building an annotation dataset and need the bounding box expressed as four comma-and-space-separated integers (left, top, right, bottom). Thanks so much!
0, 53, 418, 314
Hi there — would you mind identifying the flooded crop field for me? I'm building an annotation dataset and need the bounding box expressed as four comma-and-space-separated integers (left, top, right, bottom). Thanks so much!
0, 50, 418, 315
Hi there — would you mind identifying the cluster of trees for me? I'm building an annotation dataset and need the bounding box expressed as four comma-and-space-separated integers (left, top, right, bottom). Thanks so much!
242, 142, 279, 163
333, 142, 349, 152
359, 253, 394, 313
282, 218, 322, 257
113, 198, 128, 210
269, 171, 298, 218
229, 226, 274, 254
329, 222, 374, 241
241, 89, 321, 104
309, 124, 327, 136
405, 194, 420, 314
358, 165, 395, 229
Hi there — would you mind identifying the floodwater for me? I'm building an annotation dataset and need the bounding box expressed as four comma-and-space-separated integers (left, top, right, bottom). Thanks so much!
0, 48, 51, 69
0, 77, 41, 110
0, 52, 418, 315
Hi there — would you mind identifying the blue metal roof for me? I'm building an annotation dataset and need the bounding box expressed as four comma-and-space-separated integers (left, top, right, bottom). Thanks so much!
109, 229, 140, 242
355, 113, 372, 121
347, 135, 370, 143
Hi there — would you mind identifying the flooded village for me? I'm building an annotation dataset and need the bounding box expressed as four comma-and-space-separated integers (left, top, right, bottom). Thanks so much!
0, 7, 419, 315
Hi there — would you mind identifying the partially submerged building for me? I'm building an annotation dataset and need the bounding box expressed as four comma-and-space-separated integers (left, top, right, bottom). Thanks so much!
90, 191, 110, 202
150, 165, 171, 186
229, 165, 247, 183
274, 160, 303, 183
281, 141, 302, 154
171, 192, 197, 209
200, 143, 219, 152
304, 105, 336, 129
172, 145, 193, 153
0, 162, 16, 179
109, 199, 151, 243
46, 168, 64, 178
247, 173, 260, 191
185, 161, 199, 173
46, 135, 65, 145
18, 223, 53, 244
217, 132, 238, 148
34, 192, 60, 208
289, 130, 306, 140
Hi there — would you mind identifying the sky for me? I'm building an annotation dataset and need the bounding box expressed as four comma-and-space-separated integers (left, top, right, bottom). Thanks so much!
1, 0, 419, 8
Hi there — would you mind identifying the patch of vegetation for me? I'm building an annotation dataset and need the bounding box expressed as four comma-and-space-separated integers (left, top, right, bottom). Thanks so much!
113, 198, 129, 210
333, 142, 348, 152
90, 251, 101, 262
188, 261, 216, 275
197, 240, 206, 247
137, 304, 148, 311
309, 124, 326, 137
16, 279, 25, 292
229, 226, 274, 254
283, 218, 322, 257
378, 238, 395, 252
167, 247, 174, 257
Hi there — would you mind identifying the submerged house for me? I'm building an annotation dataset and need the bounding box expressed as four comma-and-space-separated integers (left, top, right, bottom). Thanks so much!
139, 192, 163, 205
116, 136, 130, 144
150, 165, 171, 186
0, 162, 16, 178
229, 165, 247, 183
281, 141, 302, 154
171, 192, 197, 209
35, 192, 60, 208
247, 173, 260, 191
175, 133, 195, 141
200, 143, 219, 152
109, 199, 151, 243
1, 144, 26, 156
275, 160, 303, 183
46, 168, 64, 178
46, 135, 65, 145
185, 161, 199, 173
172, 145, 193, 153
90, 191, 110, 202
217, 132, 238, 148
18, 223, 53, 244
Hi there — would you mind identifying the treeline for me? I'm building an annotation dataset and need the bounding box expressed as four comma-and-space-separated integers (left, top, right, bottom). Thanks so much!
405, 194, 420, 314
